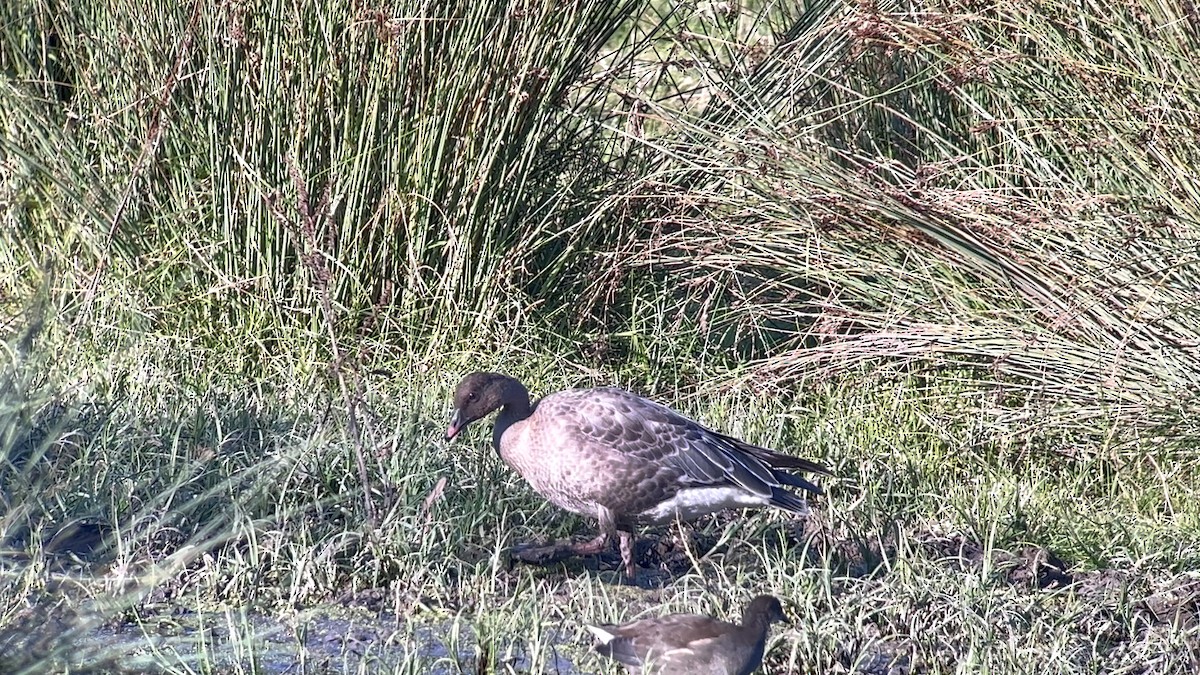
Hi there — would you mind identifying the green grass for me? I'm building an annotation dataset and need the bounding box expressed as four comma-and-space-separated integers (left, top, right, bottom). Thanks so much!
2, 323, 1199, 672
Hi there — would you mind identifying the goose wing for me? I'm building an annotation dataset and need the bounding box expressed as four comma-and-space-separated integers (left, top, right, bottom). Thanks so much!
543, 388, 828, 502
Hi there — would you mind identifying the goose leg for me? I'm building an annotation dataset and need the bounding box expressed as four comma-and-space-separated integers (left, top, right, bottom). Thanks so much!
511, 531, 611, 566
568, 531, 612, 555
617, 527, 637, 580
510, 509, 633, 577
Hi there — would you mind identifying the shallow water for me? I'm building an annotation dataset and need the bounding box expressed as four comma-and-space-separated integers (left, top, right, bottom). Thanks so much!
81, 610, 587, 674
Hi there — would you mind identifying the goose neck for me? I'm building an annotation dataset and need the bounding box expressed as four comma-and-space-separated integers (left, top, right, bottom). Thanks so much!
492, 380, 532, 449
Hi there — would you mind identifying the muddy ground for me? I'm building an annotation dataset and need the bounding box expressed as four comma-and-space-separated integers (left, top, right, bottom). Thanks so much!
2, 520, 1198, 673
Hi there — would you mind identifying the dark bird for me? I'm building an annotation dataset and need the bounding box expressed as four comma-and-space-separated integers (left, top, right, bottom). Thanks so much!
586, 594, 788, 674
445, 372, 830, 580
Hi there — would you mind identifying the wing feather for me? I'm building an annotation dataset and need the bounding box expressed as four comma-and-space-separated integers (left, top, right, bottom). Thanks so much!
538, 387, 828, 505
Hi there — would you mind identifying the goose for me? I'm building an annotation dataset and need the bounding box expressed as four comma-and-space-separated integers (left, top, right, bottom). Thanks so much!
444, 372, 830, 580
585, 594, 788, 674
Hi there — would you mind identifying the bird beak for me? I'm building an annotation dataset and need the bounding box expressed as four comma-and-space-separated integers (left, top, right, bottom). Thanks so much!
445, 409, 467, 441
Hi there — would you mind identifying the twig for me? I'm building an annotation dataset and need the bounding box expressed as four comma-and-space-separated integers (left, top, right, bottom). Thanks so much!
264, 154, 377, 525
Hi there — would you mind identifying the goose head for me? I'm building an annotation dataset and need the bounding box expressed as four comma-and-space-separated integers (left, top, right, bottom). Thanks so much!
445, 372, 529, 441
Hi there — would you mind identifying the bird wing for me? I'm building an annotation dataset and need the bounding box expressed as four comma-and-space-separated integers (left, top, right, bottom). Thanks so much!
590, 614, 733, 667
541, 388, 825, 502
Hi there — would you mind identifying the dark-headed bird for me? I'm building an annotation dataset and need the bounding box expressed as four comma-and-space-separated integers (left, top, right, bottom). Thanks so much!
586, 594, 788, 674
444, 372, 830, 580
